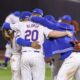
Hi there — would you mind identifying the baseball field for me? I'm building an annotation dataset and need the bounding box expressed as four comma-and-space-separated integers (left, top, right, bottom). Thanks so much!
0, 64, 51, 80
0, 51, 52, 80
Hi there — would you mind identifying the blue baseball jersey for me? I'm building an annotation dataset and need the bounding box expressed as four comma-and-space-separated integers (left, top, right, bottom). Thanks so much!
31, 17, 75, 59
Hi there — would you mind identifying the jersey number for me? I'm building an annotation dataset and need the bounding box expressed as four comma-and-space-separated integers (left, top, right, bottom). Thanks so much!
25, 30, 38, 41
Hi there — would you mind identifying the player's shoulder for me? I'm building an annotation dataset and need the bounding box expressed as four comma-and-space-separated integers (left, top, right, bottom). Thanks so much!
26, 21, 40, 27
12, 22, 21, 27
5, 14, 12, 20
17, 21, 29, 27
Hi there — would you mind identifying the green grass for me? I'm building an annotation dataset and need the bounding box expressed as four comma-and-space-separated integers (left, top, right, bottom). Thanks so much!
0, 64, 51, 80
0, 63, 75, 80
0, 68, 11, 80
46, 65, 52, 80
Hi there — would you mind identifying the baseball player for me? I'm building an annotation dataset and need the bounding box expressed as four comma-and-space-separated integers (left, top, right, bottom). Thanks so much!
30, 14, 75, 80
3, 11, 42, 80
0, 11, 20, 69
31, 15, 74, 56
3, 41, 12, 69
55, 15, 80, 80
71, 20, 80, 80
2, 8, 73, 80
2, 11, 21, 80
43, 15, 63, 80
46, 15, 80, 80
10, 11, 34, 80
56, 50, 80, 80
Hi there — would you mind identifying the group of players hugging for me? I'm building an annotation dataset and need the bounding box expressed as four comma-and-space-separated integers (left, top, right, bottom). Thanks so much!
0, 8, 80, 80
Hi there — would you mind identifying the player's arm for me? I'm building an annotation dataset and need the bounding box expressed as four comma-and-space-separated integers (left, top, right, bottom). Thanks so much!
31, 16, 70, 30
31, 16, 75, 33
16, 38, 32, 46
31, 16, 72, 31
16, 37, 41, 49
31, 16, 57, 29
31, 16, 45, 24
59, 23, 75, 31
44, 27, 73, 38
48, 30, 73, 38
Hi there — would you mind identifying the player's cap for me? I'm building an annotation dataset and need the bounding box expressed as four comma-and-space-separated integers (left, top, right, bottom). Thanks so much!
61, 15, 72, 22
44, 15, 56, 23
32, 8, 43, 16
20, 11, 31, 20
13, 11, 21, 17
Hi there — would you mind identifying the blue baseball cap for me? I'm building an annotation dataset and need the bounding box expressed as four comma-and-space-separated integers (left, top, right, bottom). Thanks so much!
61, 15, 72, 22
32, 8, 43, 16
44, 15, 56, 23
13, 11, 21, 17
20, 11, 31, 20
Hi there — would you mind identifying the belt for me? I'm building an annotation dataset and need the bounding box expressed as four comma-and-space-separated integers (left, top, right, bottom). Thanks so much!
22, 50, 40, 53
34, 51, 40, 53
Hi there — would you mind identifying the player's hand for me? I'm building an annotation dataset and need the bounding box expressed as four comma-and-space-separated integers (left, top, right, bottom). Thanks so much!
31, 41, 41, 49
66, 31, 73, 37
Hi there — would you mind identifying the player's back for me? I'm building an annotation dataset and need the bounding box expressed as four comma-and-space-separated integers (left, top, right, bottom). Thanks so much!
18, 21, 50, 53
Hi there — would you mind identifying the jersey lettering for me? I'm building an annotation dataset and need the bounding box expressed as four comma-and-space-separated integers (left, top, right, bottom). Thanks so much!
25, 30, 39, 41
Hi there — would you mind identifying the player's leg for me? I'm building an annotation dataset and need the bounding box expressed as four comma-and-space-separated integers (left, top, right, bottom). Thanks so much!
56, 52, 80, 80
51, 54, 63, 80
0, 47, 12, 69
21, 52, 32, 80
2, 42, 12, 68
3, 47, 12, 68
75, 67, 80, 80
31, 53, 45, 80
10, 54, 21, 80
73, 52, 80, 80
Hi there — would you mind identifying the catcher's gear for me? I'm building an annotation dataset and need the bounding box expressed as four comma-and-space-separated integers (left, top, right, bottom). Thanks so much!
1, 28, 14, 40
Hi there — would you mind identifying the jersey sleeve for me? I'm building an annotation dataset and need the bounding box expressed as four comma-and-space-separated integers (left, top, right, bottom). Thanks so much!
16, 37, 32, 46
10, 22, 20, 31
31, 16, 57, 30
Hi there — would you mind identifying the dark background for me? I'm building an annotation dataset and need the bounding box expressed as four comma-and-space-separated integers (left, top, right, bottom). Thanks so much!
0, 0, 80, 49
